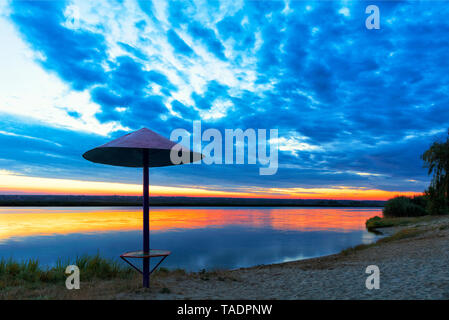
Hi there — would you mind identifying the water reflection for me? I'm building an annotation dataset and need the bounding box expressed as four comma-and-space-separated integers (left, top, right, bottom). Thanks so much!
0, 207, 381, 271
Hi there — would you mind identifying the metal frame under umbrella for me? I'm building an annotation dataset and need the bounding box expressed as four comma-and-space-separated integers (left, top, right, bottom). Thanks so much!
83, 128, 203, 288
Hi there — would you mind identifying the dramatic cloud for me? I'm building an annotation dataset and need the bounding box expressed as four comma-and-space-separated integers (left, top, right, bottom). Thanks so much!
1, 0, 448, 196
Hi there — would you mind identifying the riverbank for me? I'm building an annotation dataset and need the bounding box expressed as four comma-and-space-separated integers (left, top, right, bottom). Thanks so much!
2, 215, 449, 299
0, 195, 385, 207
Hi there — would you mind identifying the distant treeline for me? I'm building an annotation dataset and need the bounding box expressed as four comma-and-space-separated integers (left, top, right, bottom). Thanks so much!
0, 195, 385, 207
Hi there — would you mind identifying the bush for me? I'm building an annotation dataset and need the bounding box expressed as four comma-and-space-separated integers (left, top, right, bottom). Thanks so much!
425, 186, 449, 215
383, 196, 427, 217
365, 215, 434, 230
410, 195, 429, 208
366, 216, 393, 229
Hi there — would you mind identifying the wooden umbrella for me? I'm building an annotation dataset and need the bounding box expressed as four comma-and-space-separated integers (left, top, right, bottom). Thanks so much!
83, 128, 203, 288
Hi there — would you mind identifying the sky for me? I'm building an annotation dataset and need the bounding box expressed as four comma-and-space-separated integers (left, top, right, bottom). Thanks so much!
0, 0, 448, 200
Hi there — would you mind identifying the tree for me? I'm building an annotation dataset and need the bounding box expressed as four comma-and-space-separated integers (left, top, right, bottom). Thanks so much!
421, 130, 449, 214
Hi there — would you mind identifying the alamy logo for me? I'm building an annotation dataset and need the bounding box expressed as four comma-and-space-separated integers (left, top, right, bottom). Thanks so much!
365, 5, 380, 30
65, 265, 80, 290
365, 265, 380, 290
170, 121, 279, 175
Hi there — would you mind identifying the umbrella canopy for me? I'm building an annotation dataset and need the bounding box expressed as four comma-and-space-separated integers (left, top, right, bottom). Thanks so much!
83, 127, 204, 288
83, 127, 203, 167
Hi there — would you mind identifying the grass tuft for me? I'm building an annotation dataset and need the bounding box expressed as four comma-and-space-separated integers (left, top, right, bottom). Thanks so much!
0, 254, 133, 287
377, 228, 423, 243
341, 227, 424, 256
160, 287, 171, 294
366, 215, 435, 231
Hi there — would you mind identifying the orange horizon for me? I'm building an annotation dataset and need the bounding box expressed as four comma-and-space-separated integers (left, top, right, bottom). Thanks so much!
0, 170, 422, 201
0, 188, 422, 202
0, 191, 423, 201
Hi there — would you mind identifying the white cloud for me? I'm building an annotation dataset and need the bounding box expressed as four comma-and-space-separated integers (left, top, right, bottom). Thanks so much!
0, 15, 125, 136
1, 0, 273, 136
199, 98, 234, 120
338, 7, 350, 17
271, 133, 323, 156
66, 0, 268, 117
0, 130, 62, 147
347, 171, 387, 177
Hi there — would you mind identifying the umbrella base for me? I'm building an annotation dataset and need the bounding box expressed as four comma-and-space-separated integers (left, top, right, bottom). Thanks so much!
120, 250, 171, 276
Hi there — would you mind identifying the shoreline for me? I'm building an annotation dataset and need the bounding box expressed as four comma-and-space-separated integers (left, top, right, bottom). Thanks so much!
3, 215, 448, 299
0, 195, 385, 207
0, 203, 385, 207
128, 214, 449, 299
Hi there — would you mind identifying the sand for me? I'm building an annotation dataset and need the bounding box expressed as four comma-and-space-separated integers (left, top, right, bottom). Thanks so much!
110, 215, 449, 300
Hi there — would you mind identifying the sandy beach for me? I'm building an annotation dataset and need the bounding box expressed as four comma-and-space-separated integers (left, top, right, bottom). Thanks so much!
127, 215, 449, 300
3, 215, 449, 300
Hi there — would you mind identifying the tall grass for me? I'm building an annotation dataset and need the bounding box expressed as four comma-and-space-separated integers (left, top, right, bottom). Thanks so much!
0, 258, 41, 282
0, 254, 133, 285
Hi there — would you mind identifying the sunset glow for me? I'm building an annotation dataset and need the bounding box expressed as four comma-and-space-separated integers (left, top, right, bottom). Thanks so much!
0, 171, 420, 200
0, 207, 381, 242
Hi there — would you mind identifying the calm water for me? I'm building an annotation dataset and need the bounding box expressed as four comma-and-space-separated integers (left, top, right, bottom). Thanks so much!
0, 206, 381, 271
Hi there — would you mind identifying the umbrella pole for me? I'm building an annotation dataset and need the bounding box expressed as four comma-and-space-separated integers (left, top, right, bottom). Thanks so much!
143, 150, 150, 288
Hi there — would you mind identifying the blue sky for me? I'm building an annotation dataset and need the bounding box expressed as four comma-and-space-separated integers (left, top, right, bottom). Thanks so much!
0, 0, 448, 198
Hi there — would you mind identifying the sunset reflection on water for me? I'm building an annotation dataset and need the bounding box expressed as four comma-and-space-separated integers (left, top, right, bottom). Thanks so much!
0, 207, 380, 241
0, 206, 382, 270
